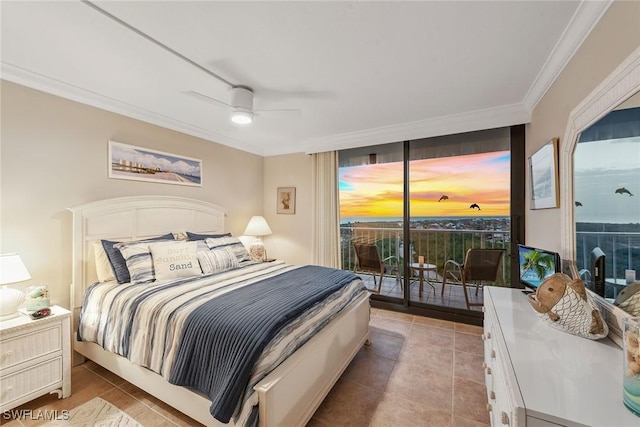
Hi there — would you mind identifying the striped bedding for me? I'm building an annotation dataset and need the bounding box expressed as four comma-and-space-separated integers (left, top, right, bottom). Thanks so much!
77, 261, 366, 426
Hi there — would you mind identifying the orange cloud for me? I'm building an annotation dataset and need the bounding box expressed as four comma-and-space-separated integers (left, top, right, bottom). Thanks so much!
340, 151, 510, 218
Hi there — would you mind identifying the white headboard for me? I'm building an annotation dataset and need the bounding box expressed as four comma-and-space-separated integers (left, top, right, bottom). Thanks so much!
68, 196, 226, 325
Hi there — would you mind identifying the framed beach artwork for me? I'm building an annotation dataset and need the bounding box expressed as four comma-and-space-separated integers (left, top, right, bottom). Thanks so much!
529, 138, 559, 209
108, 141, 202, 187
277, 187, 296, 214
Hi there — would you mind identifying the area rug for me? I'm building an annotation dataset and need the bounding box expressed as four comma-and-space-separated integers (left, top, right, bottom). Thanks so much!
42, 397, 142, 427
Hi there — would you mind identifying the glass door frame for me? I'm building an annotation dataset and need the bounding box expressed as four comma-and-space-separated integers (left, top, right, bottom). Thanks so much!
368, 125, 526, 326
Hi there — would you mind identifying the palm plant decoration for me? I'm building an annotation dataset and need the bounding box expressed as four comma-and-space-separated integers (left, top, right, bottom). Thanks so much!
521, 250, 555, 283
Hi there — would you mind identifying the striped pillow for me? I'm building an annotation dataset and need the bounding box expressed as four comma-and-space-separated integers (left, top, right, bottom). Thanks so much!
102, 233, 174, 283
115, 240, 169, 285
205, 237, 249, 262
197, 247, 239, 275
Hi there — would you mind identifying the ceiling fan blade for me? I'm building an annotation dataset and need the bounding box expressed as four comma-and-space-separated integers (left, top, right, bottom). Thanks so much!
255, 108, 302, 113
184, 90, 230, 107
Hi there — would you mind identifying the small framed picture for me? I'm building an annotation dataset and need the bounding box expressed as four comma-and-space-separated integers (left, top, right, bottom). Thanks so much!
277, 187, 296, 214
529, 138, 559, 209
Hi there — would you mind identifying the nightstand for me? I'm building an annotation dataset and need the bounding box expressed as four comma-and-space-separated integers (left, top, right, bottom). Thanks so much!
0, 305, 71, 411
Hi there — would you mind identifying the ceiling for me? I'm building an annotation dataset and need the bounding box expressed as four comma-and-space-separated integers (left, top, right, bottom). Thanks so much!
0, 1, 611, 156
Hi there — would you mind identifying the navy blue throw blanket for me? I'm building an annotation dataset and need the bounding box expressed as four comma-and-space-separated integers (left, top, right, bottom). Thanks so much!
169, 265, 359, 423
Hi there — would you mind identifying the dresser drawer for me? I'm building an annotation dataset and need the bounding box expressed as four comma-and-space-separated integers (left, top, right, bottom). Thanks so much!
0, 323, 62, 370
0, 357, 62, 408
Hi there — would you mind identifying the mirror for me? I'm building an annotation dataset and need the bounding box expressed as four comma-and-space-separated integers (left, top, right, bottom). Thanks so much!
573, 102, 640, 299
559, 46, 640, 345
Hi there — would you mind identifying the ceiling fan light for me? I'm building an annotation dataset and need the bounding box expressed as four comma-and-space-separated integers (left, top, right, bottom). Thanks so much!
231, 109, 253, 125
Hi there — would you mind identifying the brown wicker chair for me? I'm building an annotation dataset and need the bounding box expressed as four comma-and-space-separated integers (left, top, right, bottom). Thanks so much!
442, 248, 505, 308
353, 242, 400, 294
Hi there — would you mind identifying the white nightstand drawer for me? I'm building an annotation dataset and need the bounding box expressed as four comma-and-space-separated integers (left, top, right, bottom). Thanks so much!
0, 357, 62, 408
0, 324, 62, 370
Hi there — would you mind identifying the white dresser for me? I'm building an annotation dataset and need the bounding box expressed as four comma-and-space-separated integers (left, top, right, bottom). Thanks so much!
0, 305, 71, 411
483, 287, 638, 426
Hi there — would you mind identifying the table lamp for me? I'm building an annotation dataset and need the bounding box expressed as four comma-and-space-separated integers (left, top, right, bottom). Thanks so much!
243, 216, 272, 262
0, 254, 30, 320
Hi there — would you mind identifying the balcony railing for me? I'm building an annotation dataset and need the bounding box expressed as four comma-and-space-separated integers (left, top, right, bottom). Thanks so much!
340, 225, 512, 285
576, 231, 640, 281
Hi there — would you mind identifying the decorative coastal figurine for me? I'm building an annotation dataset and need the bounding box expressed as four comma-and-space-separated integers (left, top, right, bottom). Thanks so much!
615, 281, 640, 316
528, 272, 608, 340
25, 284, 50, 312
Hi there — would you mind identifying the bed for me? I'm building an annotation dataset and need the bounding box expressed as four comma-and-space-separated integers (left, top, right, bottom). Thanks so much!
68, 196, 370, 427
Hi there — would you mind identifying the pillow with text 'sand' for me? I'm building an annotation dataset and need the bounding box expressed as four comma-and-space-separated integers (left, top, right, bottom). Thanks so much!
197, 246, 239, 275
150, 240, 202, 281
101, 233, 174, 284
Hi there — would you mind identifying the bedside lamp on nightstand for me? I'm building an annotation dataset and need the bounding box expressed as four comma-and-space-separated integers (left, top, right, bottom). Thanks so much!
0, 254, 30, 321
244, 216, 273, 262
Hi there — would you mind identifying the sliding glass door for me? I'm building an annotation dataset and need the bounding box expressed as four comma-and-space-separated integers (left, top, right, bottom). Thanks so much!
339, 126, 523, 321
407, 129, 511, 311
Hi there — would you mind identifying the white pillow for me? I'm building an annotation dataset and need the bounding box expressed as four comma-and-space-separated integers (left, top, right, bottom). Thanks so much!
150, 241, 202, 281
93, 242, 116, 282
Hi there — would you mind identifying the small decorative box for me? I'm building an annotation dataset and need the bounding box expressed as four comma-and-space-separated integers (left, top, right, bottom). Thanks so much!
25, 284, 50, 312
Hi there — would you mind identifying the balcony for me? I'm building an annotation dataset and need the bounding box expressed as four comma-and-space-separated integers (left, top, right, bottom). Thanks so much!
576, 230, 640, 298
340, 224, 511, 310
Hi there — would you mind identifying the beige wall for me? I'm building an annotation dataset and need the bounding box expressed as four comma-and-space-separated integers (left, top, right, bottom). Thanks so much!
262, 153, 313, 266
526, 0, 640, 254
0, 81, 263, 308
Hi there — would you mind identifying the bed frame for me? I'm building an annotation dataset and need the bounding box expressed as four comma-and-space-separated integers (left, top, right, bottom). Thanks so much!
68, 196, 370, 427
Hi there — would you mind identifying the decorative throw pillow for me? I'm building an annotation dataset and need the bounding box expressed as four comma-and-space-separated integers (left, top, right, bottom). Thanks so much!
101, 233, 174, 283
205, 236, 249, 262
150, 241, 202, 281
115, 241, 158, 285
93, 242, 116, 282
186, 231, 231, 241
197, 247, 239, 275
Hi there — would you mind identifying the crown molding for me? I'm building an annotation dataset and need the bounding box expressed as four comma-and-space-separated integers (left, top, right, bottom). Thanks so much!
295, 103, 531, 156
522, 0, 612, 112
0, 62, 263, 156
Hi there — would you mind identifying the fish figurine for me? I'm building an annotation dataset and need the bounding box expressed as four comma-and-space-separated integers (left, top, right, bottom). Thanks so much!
528, 273, 608, 340
615, 281, 640, 316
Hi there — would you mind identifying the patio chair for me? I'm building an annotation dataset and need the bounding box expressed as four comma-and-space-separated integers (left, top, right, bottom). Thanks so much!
441, 248, 505, 309
353, 242, 401, 294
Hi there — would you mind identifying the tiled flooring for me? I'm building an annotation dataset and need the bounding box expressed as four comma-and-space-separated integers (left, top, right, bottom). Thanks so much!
1, 308, 489, 427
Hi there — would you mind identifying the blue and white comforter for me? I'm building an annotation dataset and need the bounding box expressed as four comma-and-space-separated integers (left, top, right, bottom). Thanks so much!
77, 261, 366, 425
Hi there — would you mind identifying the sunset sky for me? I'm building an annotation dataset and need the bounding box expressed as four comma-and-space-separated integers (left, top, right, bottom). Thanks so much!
339, 151, 510, 219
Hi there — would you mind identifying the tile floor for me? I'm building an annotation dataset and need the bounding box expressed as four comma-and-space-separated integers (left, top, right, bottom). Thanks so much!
1, 308, 489, 427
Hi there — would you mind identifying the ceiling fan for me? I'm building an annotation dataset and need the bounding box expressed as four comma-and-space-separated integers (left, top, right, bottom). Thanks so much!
187, 86, 301, 125
81, 1, 305, 126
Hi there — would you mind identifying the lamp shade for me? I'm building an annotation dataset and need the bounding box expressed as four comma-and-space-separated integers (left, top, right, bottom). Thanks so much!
0, 254, 31, 284
243, 216, 272, 237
